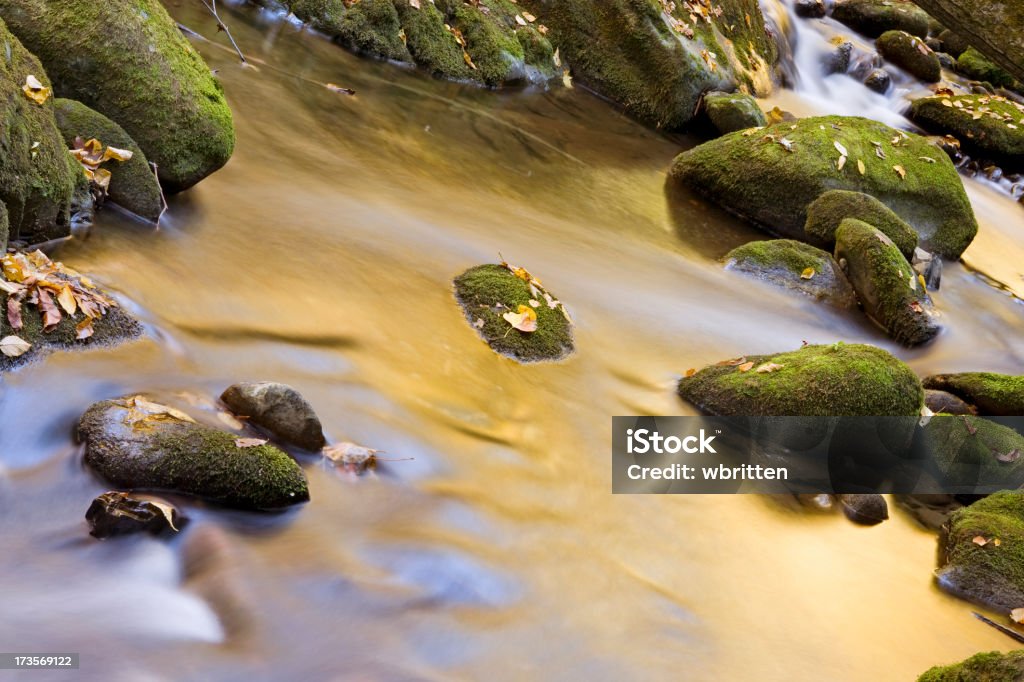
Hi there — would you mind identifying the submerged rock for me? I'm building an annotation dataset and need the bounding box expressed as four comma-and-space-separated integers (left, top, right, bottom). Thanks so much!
957, 47, 1016, 89
52, 99, 162, 222
925, 389, 977, 415
830, 0, 930, 39
911, 0, 1024, 83
919, 651, 1024, 682
723, 239, 856, 308
668, 115, 977, 259
220, 382, 326, 451
838, 493, 889, 525
863, 68, 892, 94
677, 343, 924, 416
453, 263, 573, 363
86, 491, 183, 538
0, 0, 235, 191
876, 30, 941, 83
911, 94, 1024, 165
921, 416, 1024, 492
794, 0, 826, 19
702, 91, 767, 136
79, 397, 310, 510
935, 490, 1024, 611
923, 372, 1024, 416
804, 190, 918, 259
834, 218, 941, 346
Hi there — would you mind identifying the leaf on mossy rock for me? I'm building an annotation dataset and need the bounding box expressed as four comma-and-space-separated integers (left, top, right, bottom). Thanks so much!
800, 267, 815, 279
0, 335, 31, 358
21, 75, 50, 105
1011, 608, 1024, 624
503, 304, 538, 333
235, 437, 268, 448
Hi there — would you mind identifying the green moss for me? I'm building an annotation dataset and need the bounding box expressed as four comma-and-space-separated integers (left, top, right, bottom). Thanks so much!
336, 0, 410, 61
924, 373, 1024, 416
453, 264, 573, 363
0, 0, 236, 192
958, 48, 1016, 89
286, 0, 345, 33
831, 0, 931, 38
922, 417, 1024, 492
876, 30, 941, 82
937, 30, 970, 59
912, 94, 1024, 162
453, 4, 524, 86
805, 190, 918, 259
0, 200, 7, 253
670, 115, 978, 259
393, 0, 475, 81
677, 342, 924, 416
703, 91, 766, 135
724, 239, 856, 307
919, 650, 1024, 682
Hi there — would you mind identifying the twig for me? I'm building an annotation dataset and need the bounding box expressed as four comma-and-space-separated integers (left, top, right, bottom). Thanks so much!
21, 235, 74, 253
150, 161, 168, 230
198, 0, 247, 64
972, 612, 1024, 644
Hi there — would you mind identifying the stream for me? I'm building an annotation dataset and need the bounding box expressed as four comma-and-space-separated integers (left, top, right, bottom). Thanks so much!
2, 0, 1024, 679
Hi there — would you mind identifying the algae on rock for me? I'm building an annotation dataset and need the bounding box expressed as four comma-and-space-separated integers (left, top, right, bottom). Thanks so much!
723, 239, 856, 308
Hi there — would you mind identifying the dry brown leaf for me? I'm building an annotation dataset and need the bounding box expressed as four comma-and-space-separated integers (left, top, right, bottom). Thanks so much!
973, 535, 989, 546
737, 361, 755, 373
235, 437, 268, 448
755, 362, 784, 373
57, 284, 77, 316
75, 317, 94, 340
0, 335, 31, 358
997, 449, 1022, 463
893, 164, 907, 180
1011, 608, 1024, 624
503, 304, 538, 332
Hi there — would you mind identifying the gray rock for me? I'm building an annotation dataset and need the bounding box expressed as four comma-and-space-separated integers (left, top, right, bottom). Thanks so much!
838, 493, 889, 525
863, 68, 892, 93
924, 389, 977, 415
221, 382, 326, 451
824, 41, 854, 75
86, 491, 183, 538
795, 0, 826, 19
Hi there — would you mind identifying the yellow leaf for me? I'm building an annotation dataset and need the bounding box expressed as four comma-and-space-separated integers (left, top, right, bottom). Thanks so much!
1011, 608, 1024, 624
93, 167, 112, 191
893, 165, 906, 180
737, 361, 755, 373
102, 146, 133, 163
837, 155, 847, 171
755, 362, 785, 373
463, 50, 477, 70
502, 304, 538, 333
973, 535, 989, 546
800, 267, 815, 279
22, 74, 51, 105
57, 284, 77, 316
685, 368, 697, 377
522, 11, 536, 22
857, 159, 866, 175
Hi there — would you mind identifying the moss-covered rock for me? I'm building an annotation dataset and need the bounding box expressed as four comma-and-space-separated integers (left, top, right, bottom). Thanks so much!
703, 91, 767, 135
876, 30, 941, 82
0, 0, 235, 192
336, 0, 411, 62
805, 190, 918, 259
723, 239, 856, 308
925, 389, 978, 415
922, 416, 1024, 493
78, 397, 310, 510
918, 650, 1024, 682
924, 373, 1024, 416
957, 47, 1016, 89
936, 29, 970, 58
52, 99, 162, 222
912, 0, 1024, 84
677, 343, 924, 416
834, 218, 940, 346
831, 0, 931, 39
453, 263, 573, 363
935, 490, 1024, 610
911, 94, 1024, 164
0, 18, 78, 245
669, 115, 978, 259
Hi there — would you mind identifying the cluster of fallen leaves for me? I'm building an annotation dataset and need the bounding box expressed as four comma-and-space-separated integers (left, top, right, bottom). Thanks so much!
484, 258, 573, 335
684, 357, 785, 377
659, 0, 724, 40
935, 90, 1024, 131
0, 250, 118, 358
117, 395, 196, 429
69, 137, 133, 202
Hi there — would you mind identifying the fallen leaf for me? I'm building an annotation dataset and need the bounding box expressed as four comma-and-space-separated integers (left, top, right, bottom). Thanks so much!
837, 155, 847, 171
57, 284, 77, 316
515, 13, 527, 25
685, 368, 697, 377
737, 361, 755, 373
1012, 608, 1024, 624
36, 287, 61, 331
75, 317, 94, 340
235, 437, 268, 448
0, 335, 31, 358
717, 357, 747, 366
997, 449, 1022, 463
22, 74, 50, 104
755, 362, 784, 373
800, 267, 815, 279
893, 164, 906, 180
409, 0, 420, 8
833, 140, 848, 157
503, 304, 538, 333
910, 300, 924, 313
973, 535, 989, 546
148, 499, 180, 532
522, 11, 536, 22
7, 297, 22, 331
102, 146, 133, 163
325, 83, 356, 95
857, 159, 866, 175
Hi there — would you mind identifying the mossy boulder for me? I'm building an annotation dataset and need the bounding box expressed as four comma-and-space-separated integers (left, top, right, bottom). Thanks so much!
453, 263, 573, 363
912, 94, 1024, 166
876, 30, 941, 83
911, 0, 1024, 83
921, 416, 1024, 493
78, 398, 310, 510
677, 343, 924, 416
830, 0, 930, 39
936, 30, 970, 59
805, 190, 918, 259
724, 239, 856, 308
703, 91, 767, 135
834, 218, 940, 346
924, 373, 1024, 416
669, 115, 978, 259
52, 99, 162, 222
0, 0, 235, 192
957, 47, 1016, 89
935, 490, 1024, 610
918, 651, 1024, 682
0, 18, 78, 245
336, 0, 411, 62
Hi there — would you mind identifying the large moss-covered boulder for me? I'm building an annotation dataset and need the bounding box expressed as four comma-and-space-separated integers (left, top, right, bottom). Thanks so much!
921, 416, 1024, 492
677, 343, 924, 416
911, 0, 1024, 84
0, 18, 78, 246
0, 0, 235, 192
919, 651, 1024, 682
804, 190, 918, 259
834, 218, 940, 346
876, 30, 941, 83
830, 0, 930, 39
703, 91, 767, 135
924, 373, 1024, 416
453, 263, 573, 363
52, 99, 162, 222
78, 397, 310, 510
724, 240, 856, 308
669, 115, 978, 259
911, 94, 1024, 164
957, 47, 1016, 89
935, 491, 1024, 610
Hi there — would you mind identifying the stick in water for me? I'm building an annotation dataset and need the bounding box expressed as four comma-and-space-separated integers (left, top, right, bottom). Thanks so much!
198, 0, 247, 64
150, 161, 168, 230
972, 611, 1024, 644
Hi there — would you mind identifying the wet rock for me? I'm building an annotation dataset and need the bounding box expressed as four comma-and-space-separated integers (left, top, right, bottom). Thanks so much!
838, 493, 888, 525
936, 29, 970, 59
895, 494, 966, 531
669, 115, 978, 259
0, 0, 235, 192
794, 0, 826, 19
453, 263, 574, 363
52, 99, 162, 222
702, 91, 767, 135
220, 382, 326, 451
912, 94, 1024, 165
831, 0, 931, 39
723, 239, 856, 308
925, 389, 977, 415
823, 41, 853, 75
922, 416, 1024, 492
912, 247, 942, 290
957, 47, 1016, 89
876, 30, 941, 83
834, 218, 941, 346
804, 190, 918, 259
863, 68, 892, 94
934, 51, 957, 72
677, 343, 924, 416
86, 491, 183, 538
911, 0, 1024, 83
923, 372, 1024, 416
78, 397, 310, 510
935, 490, 1024, 611
919, 650, 1024, 682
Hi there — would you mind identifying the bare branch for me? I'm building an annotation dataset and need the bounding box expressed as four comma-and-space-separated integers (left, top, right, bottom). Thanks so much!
198, 0, 247, 64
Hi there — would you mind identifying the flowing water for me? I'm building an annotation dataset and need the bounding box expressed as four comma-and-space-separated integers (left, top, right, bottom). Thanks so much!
2, 1, 1024, 679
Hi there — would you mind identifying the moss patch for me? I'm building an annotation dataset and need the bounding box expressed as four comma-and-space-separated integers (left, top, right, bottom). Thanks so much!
877, 30, 941, 83
453, 264, 573, 363
831, 0, 931, 39
669, 115, 977, 259
922, 416, 1024, 492
911, 94, 1024, 164
958, 47, 1017, 89
703, 91, 766, 135
677, 342, 924, 416
805, 189, 918, 259
918, 650, 1024, 682
336, 0, 410, 62
724, 239, 856, 308
924, 373, 1024, 416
